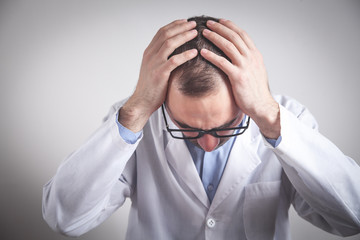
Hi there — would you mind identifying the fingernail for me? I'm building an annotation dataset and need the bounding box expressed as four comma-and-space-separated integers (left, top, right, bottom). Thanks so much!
201, 49, 208, 54
202, 29, 210, 35
207, 20, 215, 25
188, 20, 196, 26
188, 49, 197, 57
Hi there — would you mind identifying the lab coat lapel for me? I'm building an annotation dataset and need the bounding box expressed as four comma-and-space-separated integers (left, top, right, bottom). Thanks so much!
210, 122, 261, 211
162, 106, 210, 209
165, 135, 210, 209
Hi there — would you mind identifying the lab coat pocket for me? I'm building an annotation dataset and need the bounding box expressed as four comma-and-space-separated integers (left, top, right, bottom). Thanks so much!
243, 181, 281, 240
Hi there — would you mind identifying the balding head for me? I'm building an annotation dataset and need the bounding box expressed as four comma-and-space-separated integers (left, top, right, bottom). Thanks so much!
168, 16, 230, 98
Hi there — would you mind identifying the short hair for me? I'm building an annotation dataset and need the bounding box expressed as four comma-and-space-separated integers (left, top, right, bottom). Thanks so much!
169, 16, 230, 97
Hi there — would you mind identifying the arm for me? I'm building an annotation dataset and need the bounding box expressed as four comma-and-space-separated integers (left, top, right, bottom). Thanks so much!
42, 104, 139, 236
42, 19, 198, 237
273, 99, 360, 236
201, 19, 360, 235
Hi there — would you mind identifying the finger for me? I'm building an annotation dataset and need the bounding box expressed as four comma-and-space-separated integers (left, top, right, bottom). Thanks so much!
151, 20, 197, 54
206, 20, 249, 56
162, 49, 198, 74
202, 28, 243, 65
158, 29, 198, 60
218, 19, 256, 50
149, 19, 187, 48
200, 48, 236, 78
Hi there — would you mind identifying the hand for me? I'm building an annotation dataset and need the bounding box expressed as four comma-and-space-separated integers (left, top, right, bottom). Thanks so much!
200, 19, 280, 139
119, 20, 198, 132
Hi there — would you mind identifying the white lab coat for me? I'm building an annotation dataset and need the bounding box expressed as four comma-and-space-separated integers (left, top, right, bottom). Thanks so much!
42, 95, 360, 240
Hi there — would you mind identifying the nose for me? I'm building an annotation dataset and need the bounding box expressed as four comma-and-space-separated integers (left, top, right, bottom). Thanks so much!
197, 134, 220, 152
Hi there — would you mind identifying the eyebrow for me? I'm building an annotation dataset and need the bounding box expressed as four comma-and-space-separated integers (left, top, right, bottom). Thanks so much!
174, 115, 239, 130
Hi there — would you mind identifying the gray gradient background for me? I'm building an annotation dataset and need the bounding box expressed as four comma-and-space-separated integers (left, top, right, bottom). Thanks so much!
0, 0, 359, 239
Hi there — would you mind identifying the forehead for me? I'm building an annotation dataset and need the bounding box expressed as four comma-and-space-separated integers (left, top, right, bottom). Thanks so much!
166, 80, 240, 130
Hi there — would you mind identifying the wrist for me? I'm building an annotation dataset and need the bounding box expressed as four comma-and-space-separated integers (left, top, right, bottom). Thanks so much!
252, 99, 281, 139
118, 96, 152, 132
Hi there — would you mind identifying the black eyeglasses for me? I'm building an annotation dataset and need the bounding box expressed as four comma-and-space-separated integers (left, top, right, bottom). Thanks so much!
161, 104, 250, 140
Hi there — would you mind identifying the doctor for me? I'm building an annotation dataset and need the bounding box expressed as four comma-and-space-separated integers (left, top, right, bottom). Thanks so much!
43, 16, 360, 239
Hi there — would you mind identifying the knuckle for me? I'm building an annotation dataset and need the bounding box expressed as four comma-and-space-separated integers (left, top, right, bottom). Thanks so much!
163, 39, 173, 48
218, 57, 228, 68
237, 29, 246, 38
156, 26, 166, 36
143, 48, 150, 58
173, 19, 185, 24
168, 56, 179, 66
224, 41, 234, 52
170, 20, 179, 25
229, 32, 239, 43
162, 29, 172, 39
142, 53, 149, 62
169, 19, 181, 25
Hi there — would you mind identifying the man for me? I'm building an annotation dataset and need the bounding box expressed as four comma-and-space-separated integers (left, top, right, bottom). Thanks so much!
43, 16, 360, 239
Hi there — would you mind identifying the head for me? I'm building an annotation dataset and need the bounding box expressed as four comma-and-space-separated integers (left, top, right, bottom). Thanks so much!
165, 16, 244, 152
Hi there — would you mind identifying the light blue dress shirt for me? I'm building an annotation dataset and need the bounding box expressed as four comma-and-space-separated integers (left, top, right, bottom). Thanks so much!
115, 112, 281, 203
185, 137, 236, 202
116, 112, 142, 144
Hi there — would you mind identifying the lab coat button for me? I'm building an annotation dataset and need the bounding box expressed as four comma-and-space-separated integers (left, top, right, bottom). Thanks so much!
206, 218, 216, 228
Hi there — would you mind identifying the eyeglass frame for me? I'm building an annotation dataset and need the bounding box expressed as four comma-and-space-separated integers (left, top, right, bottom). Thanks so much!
161, 104, 251, 140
